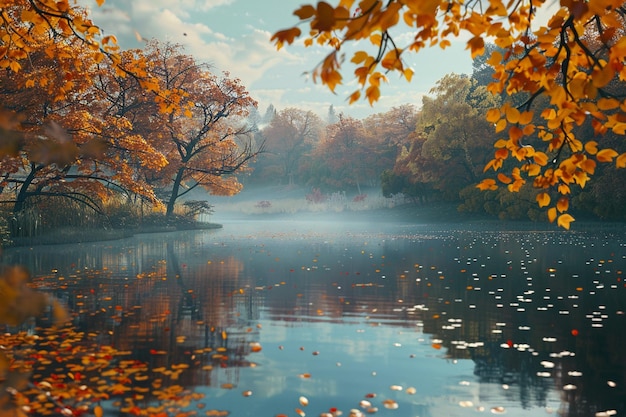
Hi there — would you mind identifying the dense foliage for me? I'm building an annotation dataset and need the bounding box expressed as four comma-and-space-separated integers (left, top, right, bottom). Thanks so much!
0, 1, 260, 239
273, 0, 626, 228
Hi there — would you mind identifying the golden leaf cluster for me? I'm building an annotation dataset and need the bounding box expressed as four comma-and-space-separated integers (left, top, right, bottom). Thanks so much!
273, 0, 626, 228
1, 2, 259, 223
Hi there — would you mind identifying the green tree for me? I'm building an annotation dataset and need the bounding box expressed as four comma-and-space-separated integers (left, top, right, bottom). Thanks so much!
390, 74, 500, 202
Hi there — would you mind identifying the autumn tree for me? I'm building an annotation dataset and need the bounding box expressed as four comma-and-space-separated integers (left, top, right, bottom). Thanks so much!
0, 23, 167, 236
130, 41, 261, 218
384, 75, 497, 201
0, 0, 192, 235
423, 75, 499, 190
308, 115, 391, 193
273, 0, 626, 228
258, 108, 323, 185
363, 104, 419, 149
0, 0, 126, 153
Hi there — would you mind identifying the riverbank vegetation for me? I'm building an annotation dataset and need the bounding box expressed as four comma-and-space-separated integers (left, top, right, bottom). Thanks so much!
2, 1, 626, 252
2, 1, 626, 416
273, 0, 626, 229
0, 3, 261, 247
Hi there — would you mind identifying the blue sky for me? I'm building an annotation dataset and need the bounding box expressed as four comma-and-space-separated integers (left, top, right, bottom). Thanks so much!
82, 0, 474, 119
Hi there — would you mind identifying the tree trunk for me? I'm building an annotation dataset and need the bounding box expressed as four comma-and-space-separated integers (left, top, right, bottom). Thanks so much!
13, 166, 39, 214
166, 168, 186, 218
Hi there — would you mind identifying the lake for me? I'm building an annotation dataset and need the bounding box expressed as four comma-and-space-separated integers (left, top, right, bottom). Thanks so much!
3, 217, 626, 417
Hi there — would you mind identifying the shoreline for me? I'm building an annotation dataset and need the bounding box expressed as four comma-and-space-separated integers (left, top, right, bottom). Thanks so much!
6, 222, 223, 248
5, 203, 626, 248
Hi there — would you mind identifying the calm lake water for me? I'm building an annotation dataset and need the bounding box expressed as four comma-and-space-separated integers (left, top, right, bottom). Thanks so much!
3, 218, 626, 417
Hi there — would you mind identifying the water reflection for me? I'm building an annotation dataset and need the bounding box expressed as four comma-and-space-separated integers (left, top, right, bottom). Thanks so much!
3, 220, 626, 416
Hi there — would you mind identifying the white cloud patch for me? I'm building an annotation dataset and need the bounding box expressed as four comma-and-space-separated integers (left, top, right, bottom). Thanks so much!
79, 0, 458, 121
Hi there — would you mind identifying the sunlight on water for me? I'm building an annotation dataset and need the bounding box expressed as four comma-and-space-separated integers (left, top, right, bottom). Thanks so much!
3, 219, 626, 417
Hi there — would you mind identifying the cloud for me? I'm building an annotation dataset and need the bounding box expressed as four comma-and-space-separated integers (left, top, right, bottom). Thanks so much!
79, 0, 467, 121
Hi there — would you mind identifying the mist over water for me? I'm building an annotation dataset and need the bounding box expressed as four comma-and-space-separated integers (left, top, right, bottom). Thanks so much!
3, 215, 626, 417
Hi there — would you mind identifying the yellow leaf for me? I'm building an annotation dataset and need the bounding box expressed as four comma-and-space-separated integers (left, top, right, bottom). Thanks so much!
596, 148, 619, 163
547, 207, 557, 223
494, 139, 508, 148
527, 163, 541, 176
271, 28, 302, 49
541, 108, 557, 120
494, 148, 508, 160
403, 67, 414, 82
370, 33, 382, 46
94, 406, 103, 417
320, 69, 342, 92
617, 152, 626, 168
533, 152, 548, 166
592, 64, 614, 88
355, 66, 369, 85
486, 50, 503, 67
495, 119, 507, 133
558, 183, 571, 194
486, 108, 501, 123
348, 90, 361, 104
557, 213, 575, 230
477, 178, 498, 191
508, 126, 524, 144
467, 36, 485, 59
9, 61, 21, 72
518, 111, 534, 125
584, 140, 598, 155
597, 98, 619, 110
483, 158, 502, 172
351, 51, 369, 65
611, 122, 626, 135
508, 179, 524, 192
381, 49, 403, 70
581, 158, 596, 174
505, 106, 521, 123
313, 1, 336, 31
557, 197, 569, 213
497, 173, 512, 184
294, 4, 316, 19
366, 85, 381, 105
536, 192, 550, 208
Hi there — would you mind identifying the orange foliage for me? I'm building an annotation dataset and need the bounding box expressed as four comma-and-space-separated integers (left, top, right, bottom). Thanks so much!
273, 0, 626, 227
0, 3, 259, 221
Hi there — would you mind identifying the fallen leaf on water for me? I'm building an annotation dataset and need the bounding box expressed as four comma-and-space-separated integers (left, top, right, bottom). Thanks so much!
382, 400, 398, 410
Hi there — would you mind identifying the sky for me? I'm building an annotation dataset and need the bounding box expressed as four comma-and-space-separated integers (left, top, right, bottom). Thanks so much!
80, 0, 474, 120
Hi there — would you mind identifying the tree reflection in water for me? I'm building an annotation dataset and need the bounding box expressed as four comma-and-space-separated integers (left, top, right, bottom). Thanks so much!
3, 223, 626, 416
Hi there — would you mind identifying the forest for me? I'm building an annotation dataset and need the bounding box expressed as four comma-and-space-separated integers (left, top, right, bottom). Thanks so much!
2, 1, 626, 416
247, 54, 626, 224
3, 35, 626, 247
2, 0, 626, 247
